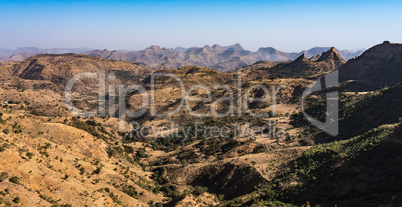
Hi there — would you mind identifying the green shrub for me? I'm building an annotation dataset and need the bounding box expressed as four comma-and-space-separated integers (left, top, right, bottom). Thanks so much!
136, 148, 147, 158
9, 176, 20, 184
0, 172, 8, 182
13, 197, 20, 203
26, 152, 34, 159
123, 145, 134, 154
252, 145, 267, 153
193, 186, 208, 196
2, 128, 9, 134
93, 167, 102, 174
299, 138, 314, 146
122, 185, 138, 198
79, 167, 85, 175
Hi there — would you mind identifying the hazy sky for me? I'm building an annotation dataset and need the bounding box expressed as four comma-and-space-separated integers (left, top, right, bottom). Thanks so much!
1, 0, 401, 52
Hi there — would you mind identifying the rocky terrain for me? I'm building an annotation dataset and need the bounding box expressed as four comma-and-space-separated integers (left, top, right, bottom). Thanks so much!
0, 42, 400, 206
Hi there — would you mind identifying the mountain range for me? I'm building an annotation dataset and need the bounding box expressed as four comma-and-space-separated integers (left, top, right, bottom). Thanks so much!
86, 44, 363, 71
0, 41, 401, 206
0, 45, 363, 71
0, 47, 94, 61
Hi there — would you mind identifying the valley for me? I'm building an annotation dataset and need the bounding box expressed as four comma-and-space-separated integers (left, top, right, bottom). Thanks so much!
0, 41, 401, 206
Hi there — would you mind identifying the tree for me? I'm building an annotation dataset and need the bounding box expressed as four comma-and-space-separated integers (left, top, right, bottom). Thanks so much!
136, 148, 147, 158
9, 176, 20, 184
13, 197, 20, 203
2, 128, 9, 134
193, 186, 208, 196
93, 167, 102, 174
0, 172, 8, 182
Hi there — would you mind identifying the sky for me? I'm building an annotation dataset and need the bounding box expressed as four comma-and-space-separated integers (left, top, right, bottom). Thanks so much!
0, 0, 401, 52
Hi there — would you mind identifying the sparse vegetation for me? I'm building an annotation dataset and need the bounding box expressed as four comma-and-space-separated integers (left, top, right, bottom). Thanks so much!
9, 176, 20, 184
12, 197, 20, 203
2, 128, 9, 134
0, 172, 8, 182
26, 152, 34, 159
193, 186, 208, 196
93, 167, 102, 174
0, 42, 399, 206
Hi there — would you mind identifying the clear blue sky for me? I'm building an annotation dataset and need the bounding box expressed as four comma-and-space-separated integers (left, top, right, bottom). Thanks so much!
1, 0, 401, 52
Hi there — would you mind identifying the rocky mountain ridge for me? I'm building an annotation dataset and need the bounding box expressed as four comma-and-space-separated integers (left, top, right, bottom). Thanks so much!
0, 41, 400, 206
0, 45, 363, 71
86, 44, 362, 71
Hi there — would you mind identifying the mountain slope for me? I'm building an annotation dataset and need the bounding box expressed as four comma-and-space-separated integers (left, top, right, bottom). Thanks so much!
1, 41, 400, 207
338, 41, 402, 91
316, 47, 346, 68
236, 122, 402, 206
10, 54, 154, 85
84, 44, 362, 71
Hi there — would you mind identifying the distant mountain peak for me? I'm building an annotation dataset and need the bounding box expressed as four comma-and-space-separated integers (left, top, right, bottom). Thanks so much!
230, 43, 243, 50
172, 47, 187, 52
294, 53, 308, 62
200, 44, 214, 53
256, 47, 278, 54
146, 45, 161, 50
309, 54, 321, 61
317, 47, 344, 63
212, 44, 222, 49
